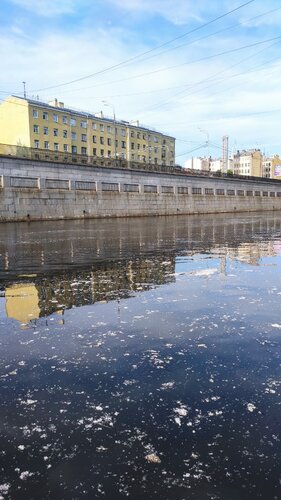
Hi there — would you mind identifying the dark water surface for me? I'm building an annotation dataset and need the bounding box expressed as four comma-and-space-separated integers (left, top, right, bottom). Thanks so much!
0, 213, 281, 499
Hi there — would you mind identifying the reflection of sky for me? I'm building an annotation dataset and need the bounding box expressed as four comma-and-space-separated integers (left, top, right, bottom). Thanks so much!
273, 240, 281, 253
0, 296, 6, 319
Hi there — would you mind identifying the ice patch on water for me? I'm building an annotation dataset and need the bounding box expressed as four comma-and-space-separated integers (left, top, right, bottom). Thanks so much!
247, 403, 256, 412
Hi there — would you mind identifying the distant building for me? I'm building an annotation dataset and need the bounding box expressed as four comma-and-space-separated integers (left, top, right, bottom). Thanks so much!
233, 149, 262, 177
209, 158, 223, 173
184, 156, 210, 171
209, 158, 233, 173
262, 154, 281, 179
0, 95, 175, 166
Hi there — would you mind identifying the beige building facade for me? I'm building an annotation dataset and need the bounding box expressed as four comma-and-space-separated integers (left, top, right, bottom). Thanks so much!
262, 154, 281, 179
0, 96, 175, 166
233, 149, 262, 177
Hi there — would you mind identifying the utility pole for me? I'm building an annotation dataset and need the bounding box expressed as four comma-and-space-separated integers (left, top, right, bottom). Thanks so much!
198, 127, 210, 170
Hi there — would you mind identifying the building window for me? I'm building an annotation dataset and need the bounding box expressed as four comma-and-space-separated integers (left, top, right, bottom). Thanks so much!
93, 135, 97, 143
100, 124, 104, 132
44, 141, 49, 149
72, 145, 77, 154
63, 144, 68, 152
43, 112, 48, 120
107, 138, 111, 146
137, 132, 140, 139
32, 109, 38, 118
107, 126, 111, 133
121, 129, 126, 137
137, 143, 140, 150
53, 128, 58, 136
80, 120, 87, 128
34, 139, 39, 148
53, 114, 58, 122
154, 136, 158, 143
192, 187, 202, 195
63, 130, 67, 138
43, 127, 48, 135
71, 132, 76, 140
101, 149, 104, 156
81, 134, 87, 142
108, 150, 111, 157
93, 148, 97, 156
63, 116, 68, 124
131, 142, 135, 149
115, 139, 118, 147
54, 143, 59, 151
131, 131, 135, 138
70, 118, 76, 126
81, 147, 87, 155
143, 134, 146, 140
33, 124, 39, 134
92, 122, 97, 130
121, 141, 126, 148
100, 137, 104, 145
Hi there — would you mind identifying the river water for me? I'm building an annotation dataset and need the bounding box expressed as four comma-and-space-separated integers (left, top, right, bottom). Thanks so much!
0, 213, 280, 500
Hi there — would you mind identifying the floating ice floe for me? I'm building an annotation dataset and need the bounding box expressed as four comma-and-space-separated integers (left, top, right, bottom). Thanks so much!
174, 407, 188, 417
20, 399, 37, 406
145, 453, 161, 463
271, 323, 281, 329
0, 484, 10, 494
19, 471, 34, 480
246, 403, 257, 412
161, 382, 175, 390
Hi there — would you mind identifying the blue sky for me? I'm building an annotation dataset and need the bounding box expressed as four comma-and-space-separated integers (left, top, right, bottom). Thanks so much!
1, 0, 281, 162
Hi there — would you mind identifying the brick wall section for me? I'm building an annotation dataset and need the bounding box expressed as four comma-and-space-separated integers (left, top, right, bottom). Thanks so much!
1, 158, 281, 221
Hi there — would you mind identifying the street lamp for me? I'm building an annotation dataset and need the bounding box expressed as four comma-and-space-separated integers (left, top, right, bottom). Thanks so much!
102, 100, 117, 164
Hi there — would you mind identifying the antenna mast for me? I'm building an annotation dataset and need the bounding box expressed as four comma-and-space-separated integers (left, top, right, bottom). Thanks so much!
22, 81, 27, 99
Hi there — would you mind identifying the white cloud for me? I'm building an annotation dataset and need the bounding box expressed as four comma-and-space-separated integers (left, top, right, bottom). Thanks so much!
10, 0, 77, 16
106, 0, 204, 25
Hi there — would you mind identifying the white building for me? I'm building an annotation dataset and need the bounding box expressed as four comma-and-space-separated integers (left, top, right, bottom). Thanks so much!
184, 157, 210, 171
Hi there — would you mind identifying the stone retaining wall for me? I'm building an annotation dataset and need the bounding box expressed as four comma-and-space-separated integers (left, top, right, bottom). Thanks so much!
1, 157, 281, 221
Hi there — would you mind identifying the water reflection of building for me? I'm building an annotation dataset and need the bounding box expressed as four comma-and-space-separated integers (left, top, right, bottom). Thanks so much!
5, 283, 40, 323
3, 257, 176, 323
2, 214, 281, 323
225, 240, 276, 266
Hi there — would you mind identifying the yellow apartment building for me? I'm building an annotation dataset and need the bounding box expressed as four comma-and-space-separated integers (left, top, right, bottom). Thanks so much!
0, 95, 175, 166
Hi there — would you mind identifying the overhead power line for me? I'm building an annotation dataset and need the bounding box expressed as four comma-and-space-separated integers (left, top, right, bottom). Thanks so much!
139, 36, 281, 114
50, 35, 281, 100
35, 4, 280, 100
31, 0, 256, 93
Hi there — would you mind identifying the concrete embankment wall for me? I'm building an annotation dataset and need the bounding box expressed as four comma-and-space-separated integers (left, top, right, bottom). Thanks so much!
1, 157, 281, 221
